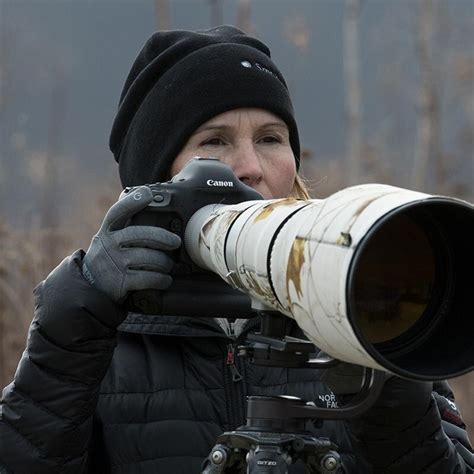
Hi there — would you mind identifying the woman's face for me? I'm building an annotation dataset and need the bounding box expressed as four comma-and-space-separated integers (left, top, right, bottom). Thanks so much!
170, 108, 297, 199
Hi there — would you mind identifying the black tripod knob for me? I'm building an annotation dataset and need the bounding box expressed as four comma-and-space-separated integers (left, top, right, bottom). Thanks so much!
246, 446, 290, 473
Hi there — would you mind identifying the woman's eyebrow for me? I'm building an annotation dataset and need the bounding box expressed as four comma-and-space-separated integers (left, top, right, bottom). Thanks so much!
194, 124, 231, 133
258, 122, 288, 130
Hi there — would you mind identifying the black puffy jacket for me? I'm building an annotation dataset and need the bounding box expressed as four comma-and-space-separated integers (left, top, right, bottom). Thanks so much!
0, 251, 473, 474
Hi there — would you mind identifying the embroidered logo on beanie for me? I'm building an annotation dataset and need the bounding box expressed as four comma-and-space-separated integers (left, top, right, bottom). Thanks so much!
240, 59, 279, 80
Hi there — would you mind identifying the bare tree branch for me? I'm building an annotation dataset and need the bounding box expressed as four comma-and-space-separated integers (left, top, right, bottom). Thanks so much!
413, 0, 443, 191
155, 0, 171, 30
344, 0, 363, 185
237, 0, 252, 34
210, 0, 224, 27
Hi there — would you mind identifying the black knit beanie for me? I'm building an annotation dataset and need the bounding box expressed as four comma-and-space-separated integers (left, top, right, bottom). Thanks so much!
110, 25, 300, 188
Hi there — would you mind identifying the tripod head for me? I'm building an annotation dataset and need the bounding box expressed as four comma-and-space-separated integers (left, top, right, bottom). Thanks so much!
202, 309, 386, 474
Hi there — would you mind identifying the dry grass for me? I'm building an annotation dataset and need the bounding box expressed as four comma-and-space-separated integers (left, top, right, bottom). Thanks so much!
0, 220, 75, 382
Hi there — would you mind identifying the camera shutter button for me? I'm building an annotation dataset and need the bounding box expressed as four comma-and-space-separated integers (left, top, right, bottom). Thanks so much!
153, 193, 165, 203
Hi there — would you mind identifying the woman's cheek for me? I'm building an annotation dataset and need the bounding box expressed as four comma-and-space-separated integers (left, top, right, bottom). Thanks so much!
278, 155, 297, 193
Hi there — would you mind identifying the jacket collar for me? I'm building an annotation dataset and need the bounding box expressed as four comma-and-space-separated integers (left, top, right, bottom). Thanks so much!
118, 312, 260, 338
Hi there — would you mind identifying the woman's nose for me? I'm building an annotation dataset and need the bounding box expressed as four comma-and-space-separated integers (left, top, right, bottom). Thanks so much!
233, 144, 264, 187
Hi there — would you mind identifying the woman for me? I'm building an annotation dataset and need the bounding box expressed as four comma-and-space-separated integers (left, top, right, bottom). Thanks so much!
0, 26, 472, 474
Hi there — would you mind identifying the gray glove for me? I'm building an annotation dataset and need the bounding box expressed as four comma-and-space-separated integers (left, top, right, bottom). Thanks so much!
82, 185, 181, 304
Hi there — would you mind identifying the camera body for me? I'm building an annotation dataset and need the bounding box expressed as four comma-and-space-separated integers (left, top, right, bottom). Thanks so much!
121, 157, 262, 315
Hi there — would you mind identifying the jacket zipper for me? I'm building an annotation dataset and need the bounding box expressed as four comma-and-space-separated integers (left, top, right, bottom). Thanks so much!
226, 343, 243, 382
224, 323, 246, 430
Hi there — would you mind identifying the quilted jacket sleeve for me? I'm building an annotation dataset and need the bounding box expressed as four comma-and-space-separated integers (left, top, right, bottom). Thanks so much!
346, 377, 474, 473
0, 250, 127, 474
432, 381, 474, 472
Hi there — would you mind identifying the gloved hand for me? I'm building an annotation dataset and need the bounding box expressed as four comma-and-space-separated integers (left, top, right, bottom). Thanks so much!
321, 359, 437, 471
348, 374, 433, 432
320, 358, 432, 430
82, 185, 181, 304
347, 375, 435, 471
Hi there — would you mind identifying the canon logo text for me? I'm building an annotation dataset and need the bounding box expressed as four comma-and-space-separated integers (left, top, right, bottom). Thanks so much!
206, 179, 234, 187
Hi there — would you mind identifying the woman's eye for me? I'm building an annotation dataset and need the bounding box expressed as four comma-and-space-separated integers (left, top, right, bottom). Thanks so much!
259, 135, 281, 144
202, 137, 226, 146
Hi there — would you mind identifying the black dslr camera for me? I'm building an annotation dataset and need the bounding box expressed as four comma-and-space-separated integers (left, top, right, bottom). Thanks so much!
121, 157, 262, 316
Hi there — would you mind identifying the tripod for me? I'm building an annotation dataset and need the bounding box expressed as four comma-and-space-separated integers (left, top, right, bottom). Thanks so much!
202, 311, 386, 474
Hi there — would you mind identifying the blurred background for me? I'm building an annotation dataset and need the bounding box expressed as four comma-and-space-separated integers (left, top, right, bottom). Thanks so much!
0, 0, 473, 439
